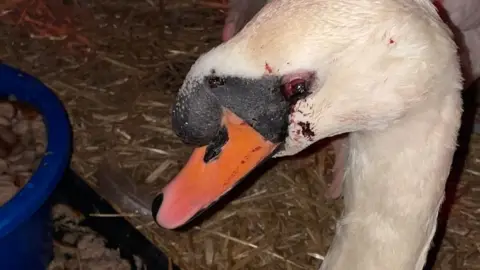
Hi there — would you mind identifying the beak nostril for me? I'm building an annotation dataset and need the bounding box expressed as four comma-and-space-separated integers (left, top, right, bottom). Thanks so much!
151, 193, 164, 223
204, 125, 229, 163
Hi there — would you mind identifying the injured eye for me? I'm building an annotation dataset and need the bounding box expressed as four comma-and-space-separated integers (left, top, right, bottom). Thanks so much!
207, 76, 226, 89
282, 79, 308, 102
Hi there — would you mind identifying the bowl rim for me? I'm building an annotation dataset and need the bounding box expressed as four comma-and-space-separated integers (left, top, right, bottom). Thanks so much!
0, 64, 72, 238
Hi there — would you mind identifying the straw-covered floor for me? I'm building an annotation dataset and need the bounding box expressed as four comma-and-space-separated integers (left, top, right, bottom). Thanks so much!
0, 0, 478, 269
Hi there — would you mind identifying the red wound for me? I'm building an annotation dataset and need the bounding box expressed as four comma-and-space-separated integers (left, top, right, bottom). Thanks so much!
264, 62, 273, 74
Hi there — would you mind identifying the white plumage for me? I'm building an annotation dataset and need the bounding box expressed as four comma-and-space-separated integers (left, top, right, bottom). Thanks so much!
184, 0, 464, 269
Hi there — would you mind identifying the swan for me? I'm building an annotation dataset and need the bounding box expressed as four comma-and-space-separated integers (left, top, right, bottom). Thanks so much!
220, 0, 480, 197
152, 0, 463, 269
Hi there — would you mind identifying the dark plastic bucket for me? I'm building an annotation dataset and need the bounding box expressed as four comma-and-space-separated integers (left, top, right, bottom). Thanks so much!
0, 64, 71, 269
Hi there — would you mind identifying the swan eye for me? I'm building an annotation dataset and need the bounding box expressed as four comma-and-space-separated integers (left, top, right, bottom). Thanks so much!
207, 76, 225, 88
282, 79, 308, 101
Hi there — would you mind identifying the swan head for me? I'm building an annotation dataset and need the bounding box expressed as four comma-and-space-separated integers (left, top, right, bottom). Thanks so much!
151, 0, 461, 229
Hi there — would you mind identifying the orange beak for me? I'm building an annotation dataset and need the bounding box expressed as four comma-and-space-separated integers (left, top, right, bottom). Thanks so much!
153, 110, 280, 229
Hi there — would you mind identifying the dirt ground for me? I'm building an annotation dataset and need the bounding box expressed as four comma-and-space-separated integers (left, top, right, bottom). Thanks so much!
0, 0, 478, 269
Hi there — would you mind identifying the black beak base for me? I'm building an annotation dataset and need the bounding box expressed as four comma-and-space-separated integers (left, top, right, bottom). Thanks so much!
171, 75, 291, 147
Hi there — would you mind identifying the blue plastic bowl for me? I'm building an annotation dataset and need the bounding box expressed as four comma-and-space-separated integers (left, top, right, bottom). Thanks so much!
0, 64, 72, 269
